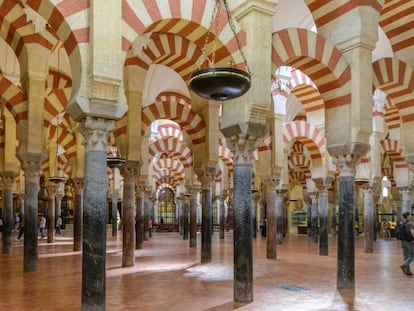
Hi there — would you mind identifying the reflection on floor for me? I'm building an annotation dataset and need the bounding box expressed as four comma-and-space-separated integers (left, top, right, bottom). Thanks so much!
0, 228, 411, 311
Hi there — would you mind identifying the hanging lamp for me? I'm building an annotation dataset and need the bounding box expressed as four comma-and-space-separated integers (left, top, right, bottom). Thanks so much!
189, 0, 251, 101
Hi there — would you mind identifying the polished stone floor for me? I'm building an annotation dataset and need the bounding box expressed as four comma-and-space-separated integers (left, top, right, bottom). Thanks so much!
0, 228, 412, 311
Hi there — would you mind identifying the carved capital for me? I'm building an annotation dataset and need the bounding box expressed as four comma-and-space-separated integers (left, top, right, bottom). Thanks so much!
47, 183, 59, 198
72, 178, 84, 195
333, 154, 359, 177
121, 161, 141, 184
225, 133, 259, 164
2, 172, 17, 191
79, 116, 115, 152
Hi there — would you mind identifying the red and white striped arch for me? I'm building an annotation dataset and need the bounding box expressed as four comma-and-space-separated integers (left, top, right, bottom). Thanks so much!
257, 131, 271, 152
305, 0, 382, 29
122, 0, 248, 70
380, 138, 407, 167
272, 28, 351, 110
149, 137, 192, 168
141, 98, 206, 145
379, 0, 414, 55
154, 124, 183, 142
21, 0, 88, 103
156, 183, 175, 193
0, 1, 54, 58
0, 74, 27, 123
152, 158, 185, 181
373, 58, 414, 118
44, 69, 72, 127
290, 69, 324, 113
219, 145, 233, 173
283, 121, 326, 160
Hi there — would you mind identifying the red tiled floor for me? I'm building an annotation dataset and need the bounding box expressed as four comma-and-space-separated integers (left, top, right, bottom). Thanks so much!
0, 229, 412, 310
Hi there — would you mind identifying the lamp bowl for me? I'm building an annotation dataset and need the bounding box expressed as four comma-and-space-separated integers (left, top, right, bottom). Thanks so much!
107, 156, 126, 168
190, 67, 251, 101
48, 176, 67, 184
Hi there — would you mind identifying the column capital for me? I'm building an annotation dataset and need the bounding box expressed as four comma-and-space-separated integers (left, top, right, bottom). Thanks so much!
398, 187, 410, 199
47, 182, 59, 198
72, 178, 84, 195
78, 116, 115, 152
198, 167, 217, 189
361, 187, 373, 198
309, 192, 319, 203
18, 152, 45, 185
314, 176, 334, 193
121, 161, 141, 183
333, 154, 360, 177
2, 171, 17, 191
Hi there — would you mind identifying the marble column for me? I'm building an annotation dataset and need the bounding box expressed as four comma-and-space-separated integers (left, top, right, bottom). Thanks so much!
276, 190, 286, 244
79, 116, 115, 309
182, 194, 189, 240
56, 192, 64, 233
363, 188, 375, 253
73, 178, 84, 252
135, 184, 145, 249
110, 190, 119, 237
219, 191, 228, 240
266, 178, 278, 259
200, 171, 215, 263
335, 155, 357, 290
230, 137, 256, 303
47, 183, 58, 243
143, 187, 152, 241
251, 190, 258, 239
2, 172, 17, 254
18, 153, 44, 272
399, 188, 411, 214
121, 161, 140, 267
318, 188, 329, 256
189, 187, 198, 248
310, 193, 319, 244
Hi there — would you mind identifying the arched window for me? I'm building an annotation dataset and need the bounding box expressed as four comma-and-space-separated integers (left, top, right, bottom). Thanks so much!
157, 188, 176, 224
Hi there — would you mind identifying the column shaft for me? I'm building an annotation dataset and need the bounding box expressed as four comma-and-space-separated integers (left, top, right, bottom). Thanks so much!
363, 188, 374, 253
189, 189, 198, 248
319, 191, 329, 256
201, 183, 212, 263
73, 179, 84, 252
2, 174, 16, 254
233, 162, 253, 303
337, 175, 355, 290
135, 190, 144, 249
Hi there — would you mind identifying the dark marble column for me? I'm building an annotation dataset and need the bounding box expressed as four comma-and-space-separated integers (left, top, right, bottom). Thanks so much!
251, 190, 258, 239
79, 116, 115, 310
2, 172, 17, 254
219, 191, 227, 240
182, 193, 189, 240
231, 147, 254, 303
335, 155, 357, 290
363, 188, 374, 253
73, 178, 84, 252
143, 187, 151, 241
18, 153, 44, 272
109, 191, 119, 237
189, 187, 198, 248
121, 161, 140, 267
310, 192, 319, 244
56, 191, 64, 233
318, 189, 329, 256
200, 171, 215, 263
266, 178, 278, 259
47, 183, 58, 243
276, 190, 285, 244
135, 184, 145, 249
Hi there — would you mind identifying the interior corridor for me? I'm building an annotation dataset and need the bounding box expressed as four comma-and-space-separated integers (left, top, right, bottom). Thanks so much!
0, 229, 411, 311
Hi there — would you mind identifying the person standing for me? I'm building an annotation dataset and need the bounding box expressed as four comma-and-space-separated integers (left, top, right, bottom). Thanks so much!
39, 215, 46, 239
400, 211, 414, 276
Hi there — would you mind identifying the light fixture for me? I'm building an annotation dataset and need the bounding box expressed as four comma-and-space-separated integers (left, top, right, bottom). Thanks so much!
107, 146, 126, 169
189, 0, 251, 101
